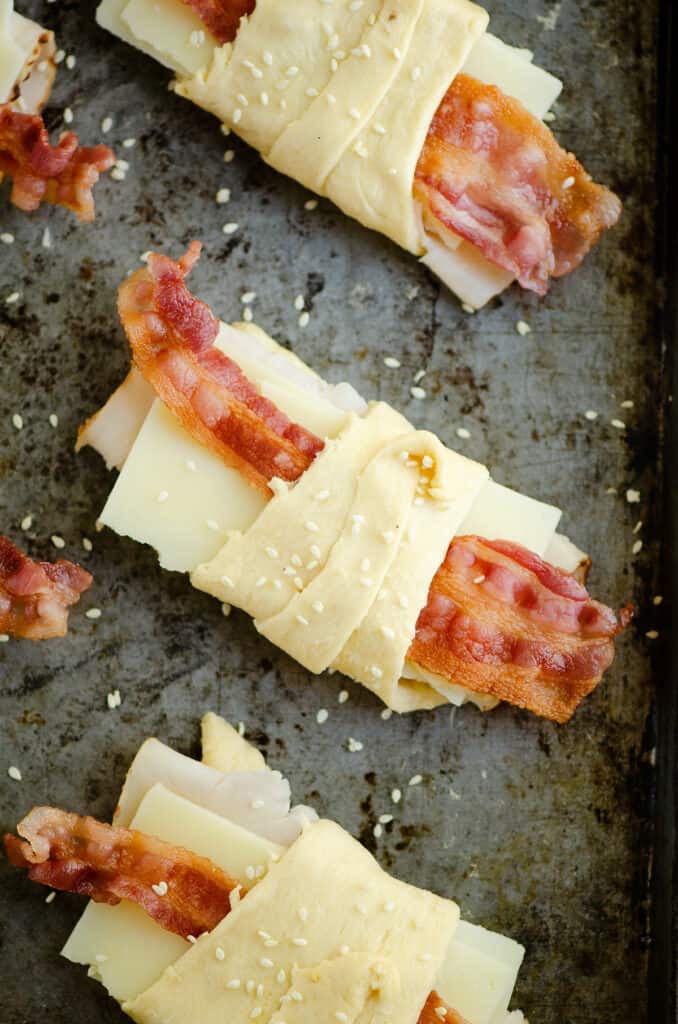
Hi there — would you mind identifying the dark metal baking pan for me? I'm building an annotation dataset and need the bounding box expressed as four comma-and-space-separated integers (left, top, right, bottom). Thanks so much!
0, 1, 671, 1021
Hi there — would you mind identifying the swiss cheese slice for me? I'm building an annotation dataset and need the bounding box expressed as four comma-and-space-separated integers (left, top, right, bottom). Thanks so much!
201, 712, 268, 772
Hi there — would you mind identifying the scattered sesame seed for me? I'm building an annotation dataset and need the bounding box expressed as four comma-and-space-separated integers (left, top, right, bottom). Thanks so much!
101, 116, 113, 133
48, 413, 59, 428
632, 539, 643, 555
12, 413, 23, 430
349, 107, 361, 120
338, 689, 349, 704
296, 614, 309, 627
0, 232, 14, 244
21, 515, 32, 531
292, 937, 308, 946
299, 311, 310, 327
626, 488, 640, 503
8, 765, 22, 781
370, 665, 383, 679
380, 708, 392, 721
347, 737, 363, 752
82, 537, 93, 552
250, 1008, 263, 1019
86, 608, 102, 620
157, 489, 169, 503
379, 814, 394, 825
51, 535, 65, 549
562, 176, 575, 189
260, 956, 274, 968
298, 906, 308, 921
227, 979, 241, 989
410, 386, 426, 400
584, 410, 598, 421
63, 107, 74, 123
408, 774, 423, 787
0, 634, 9, 643
223, 222, 239, 235
373, 823, 383, 838
221, 575, 235, 588
456, 427, 471, 439
312, 600, 325, 614
251, 798, 265, 809
516, 320, 531, 336
216, 187, 231, 204
45, 891, 56, 904
653, 595, 663, 606
611, 419, 626, 430
107, 689, 121, 710
646, 630, 659, 640
206, 519, 220, 531
224, 149, 235, 162
5, 292, 20, 305
265, 546, 279, 559
122, 137, 136, 148
335, 1014, 348, 1022
384, 356, 401, 369
435, 1007, 447, 1019
152, 881, 168, 896
305, 520, 319, 532
413, 369, 426, 384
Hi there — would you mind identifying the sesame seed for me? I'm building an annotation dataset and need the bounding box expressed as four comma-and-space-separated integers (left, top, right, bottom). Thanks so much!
215, 946, 225, 961
646, 630, 659, 639
86, 608, 102, 620
382, 530, 395, 544
338, 690, 349, 704
299, 311, 310, 327
611, 419, 626, 430
265, 546, 279, 559
241, 290, 256, 304
392, 47, 401, 59
107, 690, 121, 710
380, 626, 395, 640
12, 413, 23, 430
360, 577, 373, 588
336, 1014, 349, 1023
411, 66, 421, 80
221, 574, 235, 588
562, 175, 575, 189
45, 892, 56, 904
626, 488, 640, 503
187, 935, 197, 943
410, 386, 426, 400
584, 410, 598, 421
298, 906, 308, 921
312, 601, 324, 614
296, 614, 309, 627
384, 356, 401, 368
379, 814, 394, 825
260, 957, 274, 968
263, 51, 273, 66
122, 137, 136, 148
227, 979, 241, 989
435, 1007, 447, 1019
261, 91, 269, 105
399, 595, 409, 609
21, 515, 32, 531
339, 944, 350, 955
384, 898, 396, 910
206, 519, 220, 531
5, 292, 20, 305
48, 413, 59, 428
294, 294, 305, 311
632, 540, 643, 555
250, 1008, 263, 1019
380, 708, 392, 720
51, 535, 65, 549
1, 233, 14, 244
304, 198, 318, 210
223, 222, 239, 235
63, 107, 74, 123
409, 774, 423, 787
621, 399, 634, 408
216, 187, 231, 204
370, 665, 383, 679
461, 302, 475, 314
456, 427, 471, 439
316, 708, 329, 724
315, 489, 330, 502
152, 881, 168, 896
291, 554, 303, 567
255, 576, 267, 588
8, 766, 22, 781
347, 737, 363, 752
157, 489, 169, 503
292, 937, 308, 946
349, 107, 361, 120
251, 798, 265, 809
232, 108, 242, 123
291, 991, 303, 1003
305, 520, 319, 532
245, 865, 255, 880
653, 595, 663, 606
224, 149, 235, 162
82, 537, 93, 552
101, 116, 113, 133
516, 320, 531, 336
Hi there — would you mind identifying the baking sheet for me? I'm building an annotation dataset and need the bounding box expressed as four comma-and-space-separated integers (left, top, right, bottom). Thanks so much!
0, 1, 667, 1022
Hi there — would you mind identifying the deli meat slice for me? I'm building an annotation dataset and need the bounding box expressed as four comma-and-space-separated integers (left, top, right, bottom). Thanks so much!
0, 107, 114, 221
0, 534, 92, 639
5, 807, 241, 939
414, 74, 622, 294
116, 245, 628, 721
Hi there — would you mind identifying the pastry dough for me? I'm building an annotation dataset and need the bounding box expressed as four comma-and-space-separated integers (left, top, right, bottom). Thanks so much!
192, 404, 488, 710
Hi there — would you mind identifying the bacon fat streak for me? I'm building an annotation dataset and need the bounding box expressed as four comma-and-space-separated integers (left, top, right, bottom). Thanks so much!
0, 534, 92, 639
183, 4, 620, 294
0, 107, 114, 222
116, 245, 628, 721
6, 807, 464, 1022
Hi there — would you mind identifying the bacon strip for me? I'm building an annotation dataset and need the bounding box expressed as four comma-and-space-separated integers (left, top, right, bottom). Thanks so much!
414, 74, 621, 294
6, 807, 468, 1023
0, 534, 92, 639
5, 807, 241, 939
182, 0, 254, 43
117, 245, 627, 721
0, 107, 114, 222
410, 537, 631, 723
118, 241, 324, 494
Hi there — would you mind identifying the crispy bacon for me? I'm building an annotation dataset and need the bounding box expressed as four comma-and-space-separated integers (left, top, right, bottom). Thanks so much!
5, 807, 241, 939
410, 536, 631, 723
0, 534, 92, 639
117, 245, 627, 720
0, 106, 114, 222
6, 806, 470, 1024
414, 74, 621, 294
118, 241, 324, 493
182, 0, 255, 43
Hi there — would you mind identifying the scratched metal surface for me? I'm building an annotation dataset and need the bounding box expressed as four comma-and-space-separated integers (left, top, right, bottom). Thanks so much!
0, 1, 666, 1022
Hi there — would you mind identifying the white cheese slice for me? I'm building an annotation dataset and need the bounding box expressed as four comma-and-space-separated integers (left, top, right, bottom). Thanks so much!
62, 783, 281, 1004
0, 3, 27, 103
121, 0, 218, 75
437, 920, 524, 1024
458, 479, 561, 555
462, 32, 562, 118
76, 367, 155, 471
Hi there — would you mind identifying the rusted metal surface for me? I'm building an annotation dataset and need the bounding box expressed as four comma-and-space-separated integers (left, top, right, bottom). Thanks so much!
0, 1, 667, 1022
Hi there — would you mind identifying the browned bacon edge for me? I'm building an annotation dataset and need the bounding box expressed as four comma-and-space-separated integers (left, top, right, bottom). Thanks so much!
0, 534, 92, 640
116, 244, 629, 722
0, 106, 114, 222
183, 0, 255, 43
5, 807, 241, 938
5, 807, 465, 1022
